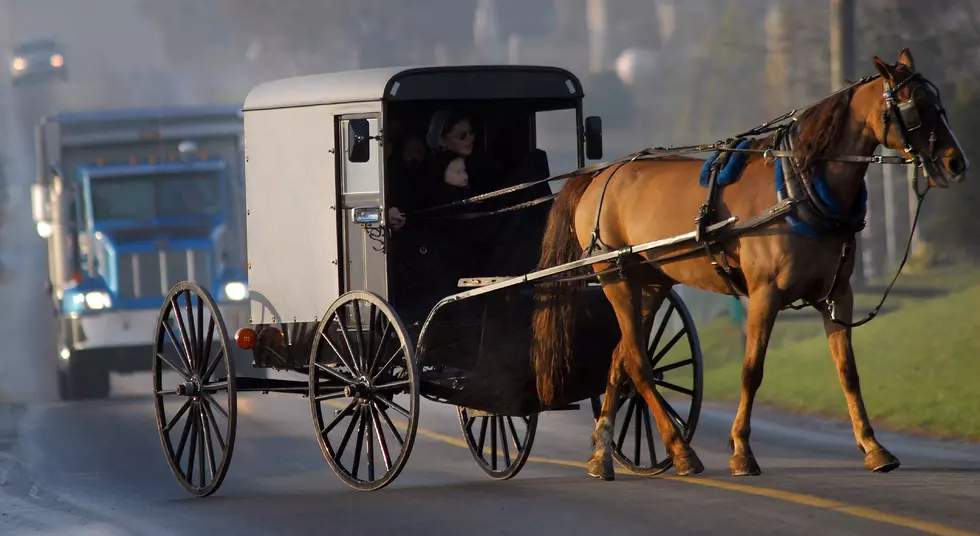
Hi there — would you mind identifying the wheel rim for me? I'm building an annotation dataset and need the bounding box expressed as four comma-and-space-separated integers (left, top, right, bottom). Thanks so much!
591, 288, 703, 476
458, 409, 537, 480
310, 291, 419, 491
152, 282, 237, 497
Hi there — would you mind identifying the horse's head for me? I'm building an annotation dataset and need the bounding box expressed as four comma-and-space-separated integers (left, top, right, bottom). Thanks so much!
871, 48, 969, 187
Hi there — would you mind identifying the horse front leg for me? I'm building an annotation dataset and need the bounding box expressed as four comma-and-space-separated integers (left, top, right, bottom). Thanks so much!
820, 284, 900, 472
729, 284, 780, 476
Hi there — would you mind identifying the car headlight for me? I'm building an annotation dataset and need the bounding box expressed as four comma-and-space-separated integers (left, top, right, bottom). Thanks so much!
84, 291, 111, 310
50, 54, 64, 68
11, 57, 26, 71
224, 282, 247, 301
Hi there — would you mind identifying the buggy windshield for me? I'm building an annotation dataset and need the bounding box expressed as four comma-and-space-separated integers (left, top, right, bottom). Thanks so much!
89, 171, 222, 222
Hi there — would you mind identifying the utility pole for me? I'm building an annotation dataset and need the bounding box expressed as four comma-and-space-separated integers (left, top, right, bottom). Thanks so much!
830, 0, 869, 287
587, 0, 608, 73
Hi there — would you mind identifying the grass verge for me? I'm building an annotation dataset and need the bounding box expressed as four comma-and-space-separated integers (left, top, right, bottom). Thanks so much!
697, 263, 980, 441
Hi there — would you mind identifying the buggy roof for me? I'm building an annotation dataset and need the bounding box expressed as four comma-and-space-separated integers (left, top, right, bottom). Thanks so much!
242, 65, 584, 112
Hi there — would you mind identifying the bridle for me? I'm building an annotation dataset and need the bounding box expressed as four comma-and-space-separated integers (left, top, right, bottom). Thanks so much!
879, 68, 952, 187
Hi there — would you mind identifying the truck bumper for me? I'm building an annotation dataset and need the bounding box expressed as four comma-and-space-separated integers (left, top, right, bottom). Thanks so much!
60, 303, 251, 373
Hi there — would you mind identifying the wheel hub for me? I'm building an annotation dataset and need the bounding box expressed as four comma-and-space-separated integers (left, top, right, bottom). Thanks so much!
344, 382, 371, 400
176, 381, 201, 397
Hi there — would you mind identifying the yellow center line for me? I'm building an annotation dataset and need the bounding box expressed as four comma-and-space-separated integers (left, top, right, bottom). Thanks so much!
298, 399, 979, 536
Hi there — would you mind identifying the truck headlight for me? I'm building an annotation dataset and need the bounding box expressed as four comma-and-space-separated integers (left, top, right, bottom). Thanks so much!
11, 57, 26, 71
224, 282, 247, 301
84, 291, 111, 310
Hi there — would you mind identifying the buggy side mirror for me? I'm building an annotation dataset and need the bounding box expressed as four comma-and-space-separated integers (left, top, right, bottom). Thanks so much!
347, 119, 371, 163
584, 116, 603, 160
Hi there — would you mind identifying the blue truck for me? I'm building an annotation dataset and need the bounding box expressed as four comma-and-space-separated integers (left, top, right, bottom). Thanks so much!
30, 106, 253, 400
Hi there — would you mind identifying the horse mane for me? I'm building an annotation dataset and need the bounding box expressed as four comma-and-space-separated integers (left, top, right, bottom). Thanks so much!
793, 89, 853, 170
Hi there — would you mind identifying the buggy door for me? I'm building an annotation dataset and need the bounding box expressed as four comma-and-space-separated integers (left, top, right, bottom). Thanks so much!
337, 113, 387, 299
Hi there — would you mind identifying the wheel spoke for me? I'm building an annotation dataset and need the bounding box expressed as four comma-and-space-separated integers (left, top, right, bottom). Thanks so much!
616, 397, 636, 452
314, 362, 357, 386
373, 379, 409, 392
651, 328, 687, 368
377, 397, 411, 419
368, 319, 392, 376
633, 400, 642, 464
371, 347, 405, 382
351, 407, 367, 479
649, 302, 675, 355
201, 315, 215, 381
174, 409, 194, 461
370, 404, 392, 472
202, 393, 229, 421
322, 400, 356, 436
476, 417, 488, 457
351, 301, 366, 373
196, 407, 206, 487
164, 399, 193, 433
186, 410, 199, 486
332, 312, 361, 376
171, 296, 194, 373
320, 331, 358, 378
498, 416, 511, 467
366, 304, 376, 372
196, 294, 205, 372
365, 405, 375, 482
162, 318, 192, 374
200, 381, 228, 393
202, 349, 225, 384
375, 401, 404, 446
184, 290, 199, 376
200, 406, 217, 482
490, 416, 497, 470
202, 399, 226, 451
314, 390, 347, 402
653, 389, 688, 431
654, 358, 695, 375
643, 406, 657, 464
506, 416, 523, 451
653, 378, 694, 397
334, 406, 361, 460
157, 352, 191, 382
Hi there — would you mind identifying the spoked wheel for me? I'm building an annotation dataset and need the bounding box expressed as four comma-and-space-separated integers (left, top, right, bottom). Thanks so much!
458, 408, 537, 480
310, 291, 419, 491
152, 282, 237, 497
590, 288, 703, 476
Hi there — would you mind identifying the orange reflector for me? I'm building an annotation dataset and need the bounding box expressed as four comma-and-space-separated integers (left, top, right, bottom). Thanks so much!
148, 155, 158, 163
129, 156, 138, 164
235, 328, 257, 350
200, 152, 208, 159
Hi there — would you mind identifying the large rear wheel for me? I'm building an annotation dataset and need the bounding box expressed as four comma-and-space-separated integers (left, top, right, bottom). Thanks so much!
152, 282, 237, 497
310, 291, 419, 491
590, 288, 703, 476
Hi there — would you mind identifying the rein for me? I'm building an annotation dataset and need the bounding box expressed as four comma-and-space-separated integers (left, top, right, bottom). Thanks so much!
400, 68, 941, 330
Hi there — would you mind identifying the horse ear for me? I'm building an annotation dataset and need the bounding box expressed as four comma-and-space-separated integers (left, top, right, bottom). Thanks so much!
897, 48, 916, 71
873, 56, 893, 80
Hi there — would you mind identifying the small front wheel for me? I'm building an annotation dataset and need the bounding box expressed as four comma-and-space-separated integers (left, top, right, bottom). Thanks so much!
458, 408, 537, 480
310, 291, 419, 491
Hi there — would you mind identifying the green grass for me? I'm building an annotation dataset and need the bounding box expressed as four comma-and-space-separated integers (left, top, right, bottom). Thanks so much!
698, 263, 980, 441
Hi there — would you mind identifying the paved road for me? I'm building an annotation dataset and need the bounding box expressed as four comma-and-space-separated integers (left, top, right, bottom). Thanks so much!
0, 373, 978, 536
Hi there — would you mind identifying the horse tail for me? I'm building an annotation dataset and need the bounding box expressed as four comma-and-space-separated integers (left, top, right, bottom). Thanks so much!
531, 173, 595, 407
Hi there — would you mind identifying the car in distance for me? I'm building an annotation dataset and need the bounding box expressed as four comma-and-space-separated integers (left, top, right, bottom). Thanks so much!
10, 38, 67, 86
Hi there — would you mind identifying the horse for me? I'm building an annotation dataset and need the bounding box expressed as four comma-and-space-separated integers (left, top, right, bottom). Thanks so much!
531, 48, 969, 481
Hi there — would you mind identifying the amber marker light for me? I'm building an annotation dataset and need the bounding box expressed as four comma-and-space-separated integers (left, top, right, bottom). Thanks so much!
235, 328, 257, 350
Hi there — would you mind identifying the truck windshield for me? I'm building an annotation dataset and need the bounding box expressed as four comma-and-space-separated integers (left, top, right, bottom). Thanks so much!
89, 172, 221, 222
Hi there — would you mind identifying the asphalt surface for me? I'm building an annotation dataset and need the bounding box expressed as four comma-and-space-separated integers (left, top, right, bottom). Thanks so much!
0, 372, 977, 536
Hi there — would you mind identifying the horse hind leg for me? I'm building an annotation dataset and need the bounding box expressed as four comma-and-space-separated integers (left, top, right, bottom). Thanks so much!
588, 349, 624, 480
599, 277, 704, 477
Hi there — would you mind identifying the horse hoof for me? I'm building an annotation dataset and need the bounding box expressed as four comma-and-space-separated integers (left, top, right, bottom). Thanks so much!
673, 454, 704, 476
865, 448, 900, 473
587, 456, 615, 481
729, 454, 762, 476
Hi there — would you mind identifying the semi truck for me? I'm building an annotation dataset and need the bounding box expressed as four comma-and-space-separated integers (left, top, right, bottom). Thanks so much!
30, 106, 254, 400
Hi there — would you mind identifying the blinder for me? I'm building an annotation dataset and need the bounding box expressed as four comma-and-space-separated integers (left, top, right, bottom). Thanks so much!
881, 70, 947, 173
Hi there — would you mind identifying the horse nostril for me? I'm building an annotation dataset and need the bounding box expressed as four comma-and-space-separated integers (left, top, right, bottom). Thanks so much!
949, 157, 965, 174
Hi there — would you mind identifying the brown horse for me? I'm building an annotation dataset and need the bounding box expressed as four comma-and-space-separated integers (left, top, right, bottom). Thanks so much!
531, 48, 969, 480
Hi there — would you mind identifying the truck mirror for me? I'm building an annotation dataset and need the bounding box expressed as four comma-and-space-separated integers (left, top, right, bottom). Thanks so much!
584, 116, 603, 160
347, 119, 371, 163
30, 184, 51, 225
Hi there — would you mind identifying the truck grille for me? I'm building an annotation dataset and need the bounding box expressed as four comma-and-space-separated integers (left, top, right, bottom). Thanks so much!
116, 249, 213, 300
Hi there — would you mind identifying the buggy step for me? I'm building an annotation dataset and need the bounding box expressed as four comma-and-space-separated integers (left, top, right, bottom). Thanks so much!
457, 276, 517, 288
